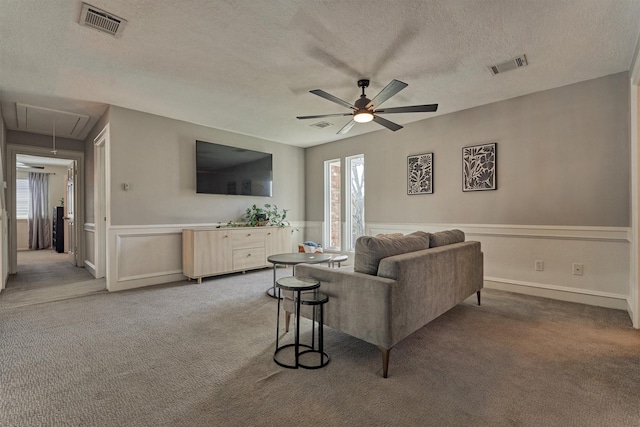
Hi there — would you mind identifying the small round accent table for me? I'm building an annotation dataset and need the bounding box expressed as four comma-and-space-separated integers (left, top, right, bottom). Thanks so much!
266, 253, 332, 298
298, 291, 330, 369
274, 276, 329, 369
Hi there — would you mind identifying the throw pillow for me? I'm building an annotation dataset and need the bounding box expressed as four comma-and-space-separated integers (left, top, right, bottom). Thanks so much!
354, 231, 431, 275
429, 229, 465, 247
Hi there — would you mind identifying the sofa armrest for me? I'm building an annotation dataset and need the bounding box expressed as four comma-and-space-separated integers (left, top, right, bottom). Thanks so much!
292, 264, 397, 348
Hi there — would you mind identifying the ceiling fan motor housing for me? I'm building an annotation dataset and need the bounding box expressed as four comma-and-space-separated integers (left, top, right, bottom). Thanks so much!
354, 97, 371, 109
355, 79, 372, 109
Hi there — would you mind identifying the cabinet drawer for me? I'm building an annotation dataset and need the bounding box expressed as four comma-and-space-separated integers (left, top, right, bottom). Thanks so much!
232, 230, 267, 249
233, 247, 266, 270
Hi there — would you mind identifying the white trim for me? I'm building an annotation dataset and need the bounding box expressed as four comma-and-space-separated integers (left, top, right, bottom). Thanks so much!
366, 222, 630, 242
94, 124, 109, 280
84, 222, 97, 276
84, 260, 97, 277
107, 226, 185, 291
630, 78, 639, 328
108, 221, 307, 232
108, 274, 186, 292
630, 31, 640, 85
484, 278, 628, 311
118, 270, 184, 283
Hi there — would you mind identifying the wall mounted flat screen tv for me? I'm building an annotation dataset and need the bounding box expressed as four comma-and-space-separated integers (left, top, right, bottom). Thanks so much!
196, 140, 273, 197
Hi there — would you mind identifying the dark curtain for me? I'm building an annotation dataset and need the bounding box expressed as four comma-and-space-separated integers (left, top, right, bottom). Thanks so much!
28, 172, 50, 250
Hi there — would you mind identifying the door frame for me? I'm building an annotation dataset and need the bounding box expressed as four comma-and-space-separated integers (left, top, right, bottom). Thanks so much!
93, 124, 109, 279
6, 144, 85, 274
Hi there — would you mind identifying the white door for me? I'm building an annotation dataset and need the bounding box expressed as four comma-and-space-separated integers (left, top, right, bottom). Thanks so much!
65, 162, 77, 266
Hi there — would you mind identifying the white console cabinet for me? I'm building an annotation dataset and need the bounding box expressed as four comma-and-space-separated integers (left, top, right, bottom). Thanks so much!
182, 226, 291, 283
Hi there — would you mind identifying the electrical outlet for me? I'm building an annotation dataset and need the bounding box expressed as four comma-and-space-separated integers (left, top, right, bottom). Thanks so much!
535, 260, 544, 271
573, 263, 584, 276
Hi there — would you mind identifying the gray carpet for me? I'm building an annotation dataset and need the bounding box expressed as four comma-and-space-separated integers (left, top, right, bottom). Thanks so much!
1, 250, 106, 309
1, 268, 638, 426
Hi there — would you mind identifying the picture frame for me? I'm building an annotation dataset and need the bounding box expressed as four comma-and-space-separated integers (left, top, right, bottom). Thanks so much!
462, 142, 497, 191
407, 153, 433, 195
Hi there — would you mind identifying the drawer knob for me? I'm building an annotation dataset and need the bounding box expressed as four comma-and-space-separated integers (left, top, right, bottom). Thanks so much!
247, 233, 251, 237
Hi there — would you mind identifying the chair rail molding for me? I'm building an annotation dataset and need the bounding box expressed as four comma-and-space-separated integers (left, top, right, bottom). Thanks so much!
365, 222, 631, 313
105, 222, 306, 292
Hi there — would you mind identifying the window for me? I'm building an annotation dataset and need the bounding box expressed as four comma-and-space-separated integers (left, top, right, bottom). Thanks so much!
324, 154, 365, 252
324, 159, 341, 250
16, 178, 29, 219
346, 154, 364, 251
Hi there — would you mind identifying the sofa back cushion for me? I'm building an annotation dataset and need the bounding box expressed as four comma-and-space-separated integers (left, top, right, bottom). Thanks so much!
354, 231, 431, 275
429, 229, 465, 247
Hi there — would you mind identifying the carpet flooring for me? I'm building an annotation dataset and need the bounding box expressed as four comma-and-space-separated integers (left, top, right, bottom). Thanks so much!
0, 268, 638, 426
1, 250, 106, 309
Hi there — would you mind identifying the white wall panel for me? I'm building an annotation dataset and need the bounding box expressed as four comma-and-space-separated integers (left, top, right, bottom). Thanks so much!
84, 223, 96, 276
108, 226, 185, 291
367, 222, 630, 311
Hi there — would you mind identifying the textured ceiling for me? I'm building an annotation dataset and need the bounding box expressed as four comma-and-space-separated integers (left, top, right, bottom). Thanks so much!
1, 0, 639, 147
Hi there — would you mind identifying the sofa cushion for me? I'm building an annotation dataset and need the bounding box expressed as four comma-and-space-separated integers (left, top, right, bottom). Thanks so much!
429, 229, 465, 247
354, 231, 431, 275
375, 233, 404, 238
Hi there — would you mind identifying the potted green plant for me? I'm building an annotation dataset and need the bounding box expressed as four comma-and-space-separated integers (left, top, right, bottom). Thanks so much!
244, 203, 290, 227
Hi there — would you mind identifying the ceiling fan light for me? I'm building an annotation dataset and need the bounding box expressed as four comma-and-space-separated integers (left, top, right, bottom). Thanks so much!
354, 111, 373, 123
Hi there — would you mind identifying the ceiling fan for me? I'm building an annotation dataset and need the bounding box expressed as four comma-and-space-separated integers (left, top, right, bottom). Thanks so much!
297, 79, 438, 135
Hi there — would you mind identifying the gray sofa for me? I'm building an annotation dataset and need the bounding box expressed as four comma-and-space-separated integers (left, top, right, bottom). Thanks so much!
286, 230, 483, 377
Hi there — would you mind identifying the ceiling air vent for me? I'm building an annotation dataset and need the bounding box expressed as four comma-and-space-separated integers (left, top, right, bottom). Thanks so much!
489, 54, 528, 75
310, 121, 333, 129
79, 3, 127, 38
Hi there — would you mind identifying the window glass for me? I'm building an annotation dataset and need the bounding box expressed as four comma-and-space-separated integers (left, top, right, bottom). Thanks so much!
346, 154, 364, 251
324, 159, 341, 250
16, 178, 29, 219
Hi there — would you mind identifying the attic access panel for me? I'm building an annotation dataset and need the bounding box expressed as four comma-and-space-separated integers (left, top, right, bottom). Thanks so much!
16, 104, 90, 139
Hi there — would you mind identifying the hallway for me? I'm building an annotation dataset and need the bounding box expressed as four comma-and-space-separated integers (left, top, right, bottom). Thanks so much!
0, 249, 106, 309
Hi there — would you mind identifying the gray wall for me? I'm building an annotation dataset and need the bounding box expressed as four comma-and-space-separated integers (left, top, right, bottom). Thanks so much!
305, 72, 630, 227
108, 106, 305, 225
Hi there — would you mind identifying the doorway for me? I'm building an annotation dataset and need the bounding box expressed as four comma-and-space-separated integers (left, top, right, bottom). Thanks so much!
4, 144, 105, 302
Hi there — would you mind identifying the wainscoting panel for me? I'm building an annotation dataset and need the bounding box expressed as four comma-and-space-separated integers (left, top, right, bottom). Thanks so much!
366, 223, 630, 311
108, 226, 186, 292
84, 223, 96, 277
106, 222, 306, 292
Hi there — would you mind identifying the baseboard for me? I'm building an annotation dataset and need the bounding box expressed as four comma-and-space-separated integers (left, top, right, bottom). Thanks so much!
108, 273, 187, 292
484, 277, 628, 311
84, 260, 97, 278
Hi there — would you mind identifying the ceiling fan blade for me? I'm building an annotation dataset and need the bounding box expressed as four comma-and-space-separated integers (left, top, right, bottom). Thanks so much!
373, 115, 403, 132
375, 104, 439, 114
310, 89, 355, 110
366, 79, 408, 109
337, 119, 356, 135
297, 113, 353, 120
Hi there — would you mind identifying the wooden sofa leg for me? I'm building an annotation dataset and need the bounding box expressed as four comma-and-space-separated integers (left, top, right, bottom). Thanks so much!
285, 311, 291, 333
477, 290, 481, 306
376, 346, 391, 378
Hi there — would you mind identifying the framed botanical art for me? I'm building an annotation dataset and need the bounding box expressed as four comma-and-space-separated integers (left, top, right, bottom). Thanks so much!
462, 143, 497, 192
407, 153, 433, 195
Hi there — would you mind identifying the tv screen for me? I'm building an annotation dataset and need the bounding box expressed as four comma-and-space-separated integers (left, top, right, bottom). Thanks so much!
196, 140, 273, 197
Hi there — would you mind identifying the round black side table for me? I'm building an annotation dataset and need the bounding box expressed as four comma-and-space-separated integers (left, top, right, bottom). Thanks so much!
274, 276, 320, 369
266, 253, 332, 298
298, 290, 330, 369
